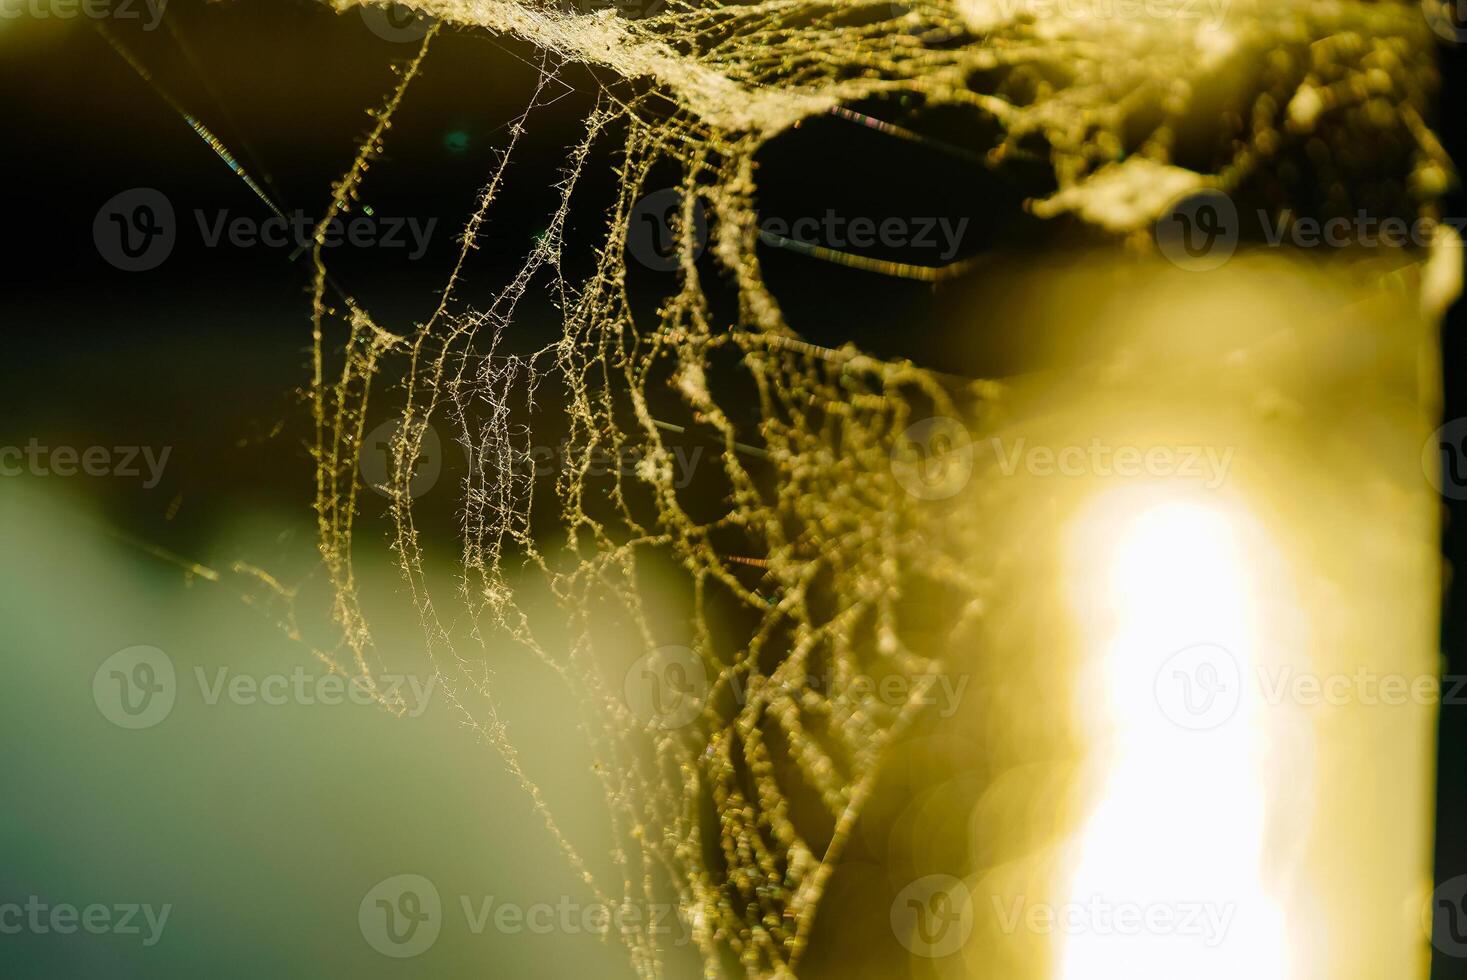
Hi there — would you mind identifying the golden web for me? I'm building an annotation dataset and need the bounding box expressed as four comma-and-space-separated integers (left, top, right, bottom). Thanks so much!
303, 0, 1450, 975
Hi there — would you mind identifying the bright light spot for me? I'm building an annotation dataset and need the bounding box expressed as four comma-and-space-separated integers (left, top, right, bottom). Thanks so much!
1059, 494, 1289, 980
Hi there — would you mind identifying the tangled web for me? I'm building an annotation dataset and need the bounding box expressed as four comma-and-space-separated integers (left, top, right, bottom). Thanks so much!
305, 0, 1449, 975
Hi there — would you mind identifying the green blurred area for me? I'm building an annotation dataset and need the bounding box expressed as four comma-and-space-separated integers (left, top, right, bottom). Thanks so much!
0, 480, 679, 978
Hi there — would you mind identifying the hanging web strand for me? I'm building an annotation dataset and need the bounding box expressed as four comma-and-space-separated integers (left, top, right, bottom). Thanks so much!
95, 20, 285, 220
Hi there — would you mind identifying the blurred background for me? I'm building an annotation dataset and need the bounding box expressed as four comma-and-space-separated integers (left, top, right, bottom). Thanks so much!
1, 1, 1465, 976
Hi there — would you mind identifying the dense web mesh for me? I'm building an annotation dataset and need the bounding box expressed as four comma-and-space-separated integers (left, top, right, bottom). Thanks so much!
303, 1, 1451, 975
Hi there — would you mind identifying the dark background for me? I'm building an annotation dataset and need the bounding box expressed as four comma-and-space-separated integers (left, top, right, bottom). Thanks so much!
1, 0, 1464, 974
1435, 18, 1467, 978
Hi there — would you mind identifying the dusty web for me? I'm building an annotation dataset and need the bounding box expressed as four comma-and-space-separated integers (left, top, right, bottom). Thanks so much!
302, 0, 1449, 975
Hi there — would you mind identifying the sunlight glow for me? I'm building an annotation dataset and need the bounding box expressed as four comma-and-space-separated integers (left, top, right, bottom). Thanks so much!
1060, 495, 1290, 980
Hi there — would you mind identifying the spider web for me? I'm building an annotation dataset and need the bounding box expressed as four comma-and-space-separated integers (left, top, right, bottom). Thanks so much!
302, 0, 1452, 975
